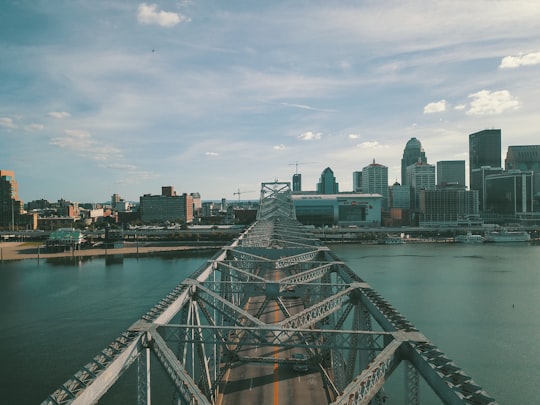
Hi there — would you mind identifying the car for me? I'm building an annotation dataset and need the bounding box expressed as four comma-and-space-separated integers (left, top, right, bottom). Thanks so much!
292, 353, 309, 372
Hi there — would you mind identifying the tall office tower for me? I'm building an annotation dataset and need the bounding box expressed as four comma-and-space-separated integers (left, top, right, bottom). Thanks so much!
505, 145, 540, 209
437, 160, 466, 188
292, 173, 302, 192
191, 192, 202, 216
316, 167, 339, 194
0, 169, 23, 229
469, 129, 501, 190
401, 137, 427, 185
406, 162, 436, 209
352, 171, 362, 192
419, 189, 479, 226
362, 160, 389, 209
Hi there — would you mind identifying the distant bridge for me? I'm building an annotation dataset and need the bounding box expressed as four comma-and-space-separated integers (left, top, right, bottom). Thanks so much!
42, 181, 497, 404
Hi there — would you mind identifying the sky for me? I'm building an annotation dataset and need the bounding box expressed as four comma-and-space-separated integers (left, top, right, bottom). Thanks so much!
1, 1, 540, 203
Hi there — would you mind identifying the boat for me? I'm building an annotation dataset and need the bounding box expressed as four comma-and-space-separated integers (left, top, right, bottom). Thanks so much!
484, 228, 531, 243
455, 232, 485, 244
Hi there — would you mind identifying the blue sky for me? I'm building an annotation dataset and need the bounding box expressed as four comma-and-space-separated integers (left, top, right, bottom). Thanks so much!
2, 1, 540, 203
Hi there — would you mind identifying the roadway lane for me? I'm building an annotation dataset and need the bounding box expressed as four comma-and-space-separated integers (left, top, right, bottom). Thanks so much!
221, 270, 329, 405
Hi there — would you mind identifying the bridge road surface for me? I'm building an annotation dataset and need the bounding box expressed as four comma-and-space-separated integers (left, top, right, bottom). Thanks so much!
221, 269, 329, 405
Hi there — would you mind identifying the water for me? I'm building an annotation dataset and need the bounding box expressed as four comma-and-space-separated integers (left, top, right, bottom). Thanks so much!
1, 243, 539, 404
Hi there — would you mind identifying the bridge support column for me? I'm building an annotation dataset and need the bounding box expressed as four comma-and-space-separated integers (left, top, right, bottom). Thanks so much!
404, 360, 420, 405
137, 346, 151, 405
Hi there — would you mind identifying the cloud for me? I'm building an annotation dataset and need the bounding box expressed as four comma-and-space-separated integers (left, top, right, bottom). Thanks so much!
24, 124, 44, 131
47, 111, 71, 119
466, 90, 521, 116
423, 100, 447, 114
137, 3, 190, 27
205, 151, 219, 156
499, 52, 540, 68
357, 141, 386, 149
0, 117, 17, 129
280, 102, 335, 112
50, 129, 122, 160
298, 131, 322, 141
273, 144, 286, 150
104, 163, 137, 170
348, 134, 360, 139
454, 104, 466, 111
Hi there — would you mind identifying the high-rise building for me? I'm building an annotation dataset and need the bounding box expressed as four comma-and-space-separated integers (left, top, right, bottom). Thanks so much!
471, 166, 503, 211
316, 167, 339, 194
419, 189, 480, 226
485, 171, 534, 216
437, 160, 466, 188
0, 169, 23, 229
362, 160, 388, 209
401, 137, 427, 185
505, 145, 540, 210
406, 162, 436, 209
139, 189, 193, 223
292, 173, 302, 192
469, 129, 501, 190
389, 183, 411, 209
352, 171, 362, 193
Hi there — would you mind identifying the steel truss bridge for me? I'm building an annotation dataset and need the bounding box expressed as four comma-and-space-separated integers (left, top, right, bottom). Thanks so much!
42, 181, 497, 405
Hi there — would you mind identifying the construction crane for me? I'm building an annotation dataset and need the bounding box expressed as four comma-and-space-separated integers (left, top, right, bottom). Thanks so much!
233, 188, 255, 202
288, 161, 317, 174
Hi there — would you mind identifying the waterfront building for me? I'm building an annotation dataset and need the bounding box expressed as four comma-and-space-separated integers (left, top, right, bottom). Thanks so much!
437, 160, 466, 188
401, 137, 427, 185
406, 161, 436, 209
484, 171, 534, 218
292, 193, 382, 227
353, 171, 362, 193
362, 160, 388, 209
419, 189, 480, 227
316, 167, 339, 194
0, 169, 23, 230
505, 145, 540, 210
469, 129, 501, 191
139, 187, 194, 224
292, 173, 302, 192
471, 166, 503, 211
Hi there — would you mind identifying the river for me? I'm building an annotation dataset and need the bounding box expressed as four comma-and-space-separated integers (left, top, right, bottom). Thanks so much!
1, 242, 539, 404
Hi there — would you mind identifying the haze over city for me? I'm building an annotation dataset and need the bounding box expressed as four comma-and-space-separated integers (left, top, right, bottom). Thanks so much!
1, 1, 540, 203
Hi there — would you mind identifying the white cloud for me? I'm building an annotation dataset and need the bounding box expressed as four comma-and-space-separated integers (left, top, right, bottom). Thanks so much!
50, 129, 122, 160
24, 124, 44, 131
0, 117, 17, 129
348, 134, 360, 139
454, 104, 466, 111
298, 131, 322, 141
466, 90, 521, 116
104, 163, 137, 170
273, 144, 286, 150
499, 52, 540, 68
205, 152, 219, 157
357, 141, 386, 149
137, 3, 190, 27
47, 111, 71, 119
423, 100, 447, 114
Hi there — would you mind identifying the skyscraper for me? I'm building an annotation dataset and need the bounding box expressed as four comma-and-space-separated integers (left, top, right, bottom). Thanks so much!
469, 129, 501, 191
292, 173, 302, 192
316, 167, 339, 194
0, 169, 23, 229
401, 137, 427, 185
406, 162, 436, 209
352, 171, 362, 192
362, 160, 388, 209
437, 160, 466, 187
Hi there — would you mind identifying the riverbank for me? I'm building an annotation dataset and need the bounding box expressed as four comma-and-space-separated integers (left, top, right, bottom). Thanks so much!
0, 241, 219, 262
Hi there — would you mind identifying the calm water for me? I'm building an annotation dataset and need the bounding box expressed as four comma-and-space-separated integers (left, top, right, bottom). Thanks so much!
1, 243, 539, 404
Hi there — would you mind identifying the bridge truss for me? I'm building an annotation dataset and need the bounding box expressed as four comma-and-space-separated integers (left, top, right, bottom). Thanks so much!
42, 181, 497, 405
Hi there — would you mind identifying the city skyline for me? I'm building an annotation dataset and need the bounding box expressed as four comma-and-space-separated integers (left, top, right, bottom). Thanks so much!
2, 1, 540, 203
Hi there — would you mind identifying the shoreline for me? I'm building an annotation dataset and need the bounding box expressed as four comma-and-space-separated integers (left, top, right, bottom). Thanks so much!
0, 242, 219, 262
